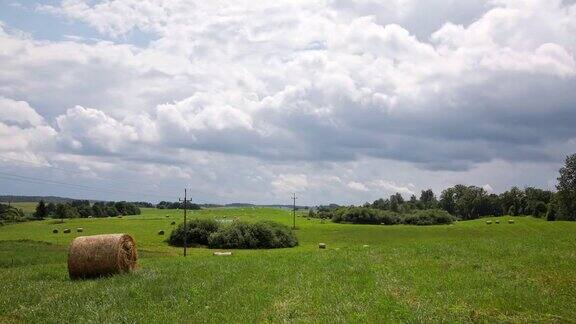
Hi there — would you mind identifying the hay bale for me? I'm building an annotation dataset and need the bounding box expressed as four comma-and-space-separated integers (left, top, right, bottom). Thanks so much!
52, 229, 58, 234
68, 234, 138, 280
486, 220, 492, 225
63, 229, 71, 233
213, 251, 233, 256
319, 243, 326, 249
117, 216, 122, 219
158, 230, 165, 235
495, 220, 500, 224
77, 228, 83, 232
363, 244, 369, 248
508, 219, 515, 224
166, 215, 169, 218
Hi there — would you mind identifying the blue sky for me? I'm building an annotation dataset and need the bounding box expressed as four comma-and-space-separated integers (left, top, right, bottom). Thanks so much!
0, 0, 575, 204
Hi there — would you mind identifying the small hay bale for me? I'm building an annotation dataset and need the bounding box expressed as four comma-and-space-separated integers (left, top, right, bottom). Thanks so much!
170, 221, 176, 225
52, 229, 58, 234
166, 215, 169, 218
158, 230, 165, 235
486, 220, 492, 225
68, 233, 138, 280
77, 228, 83, 233
363, 244, 369, 248
495, 220, 500, 224
319, 243, 326, 249
63, 229, 71, 233
508, 219, 515, 224
213, 251, 232, 256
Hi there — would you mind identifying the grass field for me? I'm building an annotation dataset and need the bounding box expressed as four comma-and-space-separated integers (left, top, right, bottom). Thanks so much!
1, 207, 575, 323
6, 202, 38, 216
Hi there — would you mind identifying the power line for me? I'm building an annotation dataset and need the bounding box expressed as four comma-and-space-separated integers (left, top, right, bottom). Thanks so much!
0, 171, 176, 200
0, 155, 185, 191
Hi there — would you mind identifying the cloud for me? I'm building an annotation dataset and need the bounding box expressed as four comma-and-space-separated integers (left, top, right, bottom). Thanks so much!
482, 184, 494, 193
0, 96, 45, 126
56, 106, 141, 154
348, 181, 369, 191
0, 97, 56, 157
370, 180, 416, 196
0, 0, 575, 203
272, 174, 309, 193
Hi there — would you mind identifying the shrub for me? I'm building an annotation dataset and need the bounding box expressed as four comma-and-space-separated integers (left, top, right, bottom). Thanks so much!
168, 219, 297, 249
331, 207, 401, 225
208, 221, 298, 249
168, 218, 219, 247
379, 211, 402, 225
402, 209, 455, 225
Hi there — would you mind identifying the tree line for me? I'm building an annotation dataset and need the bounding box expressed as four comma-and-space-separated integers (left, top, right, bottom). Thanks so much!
156, 201, 201, 210
312, 153, 576, 223
34, 200, 142, 219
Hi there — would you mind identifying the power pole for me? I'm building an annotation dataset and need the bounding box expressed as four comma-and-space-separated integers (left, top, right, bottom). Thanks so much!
179, 189, 188, 257
292, 193, 297, 229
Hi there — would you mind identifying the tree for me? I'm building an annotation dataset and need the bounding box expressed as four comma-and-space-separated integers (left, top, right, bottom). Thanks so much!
419, 189, 437, 209
440, 185, 493, 219
524, 187, 552, 217
500, 187, 525, 216
46, 202, 56, 217
389, 193, 404, 212
371, 198, 389, 210
556, 153, 576, 220
55, 203, 78, 220
440, 187, 457, 215
33, 200, 48, 220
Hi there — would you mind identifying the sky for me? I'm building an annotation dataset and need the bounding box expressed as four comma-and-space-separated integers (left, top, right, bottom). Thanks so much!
0, 0, 575, 205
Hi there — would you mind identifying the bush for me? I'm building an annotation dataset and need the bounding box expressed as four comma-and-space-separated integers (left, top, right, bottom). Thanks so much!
402, 209, 455, 225
168, 218, 219, 247
331, 207, 401, 225
168, 219, 297, 249
208, 221, 298, 249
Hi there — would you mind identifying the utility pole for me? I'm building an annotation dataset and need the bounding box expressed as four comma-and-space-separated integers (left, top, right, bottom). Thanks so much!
292, 193, 297, 229
179, 189, 188, 257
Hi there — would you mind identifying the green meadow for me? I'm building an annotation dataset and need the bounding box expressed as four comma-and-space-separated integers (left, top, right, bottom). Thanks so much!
1, 207, 575, 323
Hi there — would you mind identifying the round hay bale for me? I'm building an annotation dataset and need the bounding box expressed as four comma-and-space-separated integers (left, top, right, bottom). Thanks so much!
158, 230, 165, 235
68, 234, 138, 280
486, 220, 492, 225
63, 228, 71, 233
508, 219, 515, 224
495, 220, 500, 224
319, 243, 326, 249
77, 228, 83, 233
52, 229, 58, 234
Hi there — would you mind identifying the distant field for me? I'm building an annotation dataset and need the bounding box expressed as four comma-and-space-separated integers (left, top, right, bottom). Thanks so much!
6, 202, 38, 215
1, 207, 575, 322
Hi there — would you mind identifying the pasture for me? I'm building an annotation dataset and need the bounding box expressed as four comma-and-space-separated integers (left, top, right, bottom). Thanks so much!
1, 207, 575, 322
